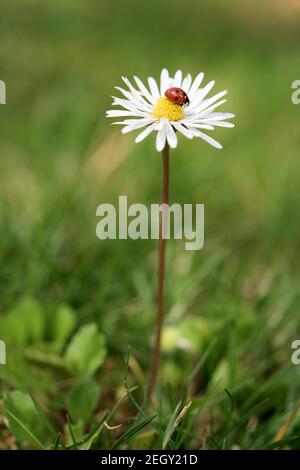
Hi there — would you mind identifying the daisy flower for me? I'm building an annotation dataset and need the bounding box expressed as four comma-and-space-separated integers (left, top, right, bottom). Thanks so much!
106, 68, 234, 152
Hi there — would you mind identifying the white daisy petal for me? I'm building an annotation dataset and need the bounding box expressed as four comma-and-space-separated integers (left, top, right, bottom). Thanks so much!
106, 110, 148, 118
191, 90, 228, 115
121, 77, 143, 102
194, 99, 228, 118
206, 112, 235, 120
135, 122, 158, 143
172, 122, 194, 139
204, 120, 235, 128
156, 131, 166, 152
148, 77, 160, 101
166, 122, 178, 149
121, 118, 156, 134
172, 70, 183, 88
114, 86, 135, 101
112, 97, 151, 113
181, 74, 192, 94
188, 72, 204, 100
156, 120, 168, 152
192, 129, 223, 149
160, 68, 170, 96
187, 81, 215, 110
115, 87, 153, 110
134, 76, 156, 104
182, 121, 215, 130
112, 118, 155, 126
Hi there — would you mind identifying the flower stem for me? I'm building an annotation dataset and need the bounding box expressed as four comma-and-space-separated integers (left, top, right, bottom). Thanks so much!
147, 143, 170, 404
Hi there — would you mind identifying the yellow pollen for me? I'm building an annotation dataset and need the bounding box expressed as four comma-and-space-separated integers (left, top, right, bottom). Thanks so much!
152, 96, 184, 121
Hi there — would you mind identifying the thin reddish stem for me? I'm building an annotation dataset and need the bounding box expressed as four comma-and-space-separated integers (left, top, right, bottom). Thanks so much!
147, 143, 170, 404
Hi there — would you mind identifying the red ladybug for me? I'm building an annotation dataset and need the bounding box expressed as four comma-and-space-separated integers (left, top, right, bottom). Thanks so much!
165, 87, 190, 106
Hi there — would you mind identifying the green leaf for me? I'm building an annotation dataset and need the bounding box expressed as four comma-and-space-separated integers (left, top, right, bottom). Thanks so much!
4, 391, 47, 448
64, 323, 106, 377
68, 379, 100, 422
25, 345, 66, 370
50, 304, 76, 345
1, 298, 45, 346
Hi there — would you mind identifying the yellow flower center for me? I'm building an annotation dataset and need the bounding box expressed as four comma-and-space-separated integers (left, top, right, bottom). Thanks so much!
152, 97, 184, 121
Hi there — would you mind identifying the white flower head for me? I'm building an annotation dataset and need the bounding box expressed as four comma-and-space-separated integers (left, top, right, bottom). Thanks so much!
106, 68, 234, 152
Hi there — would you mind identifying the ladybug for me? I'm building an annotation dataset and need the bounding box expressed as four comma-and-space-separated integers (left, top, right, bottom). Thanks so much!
165, 87, 190, 106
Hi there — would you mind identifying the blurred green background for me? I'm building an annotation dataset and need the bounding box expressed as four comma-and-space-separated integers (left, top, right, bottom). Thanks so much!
1, 0, 300, 450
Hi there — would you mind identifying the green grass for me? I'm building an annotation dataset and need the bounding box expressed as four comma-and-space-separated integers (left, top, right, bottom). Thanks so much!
1, 0, 300, 450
